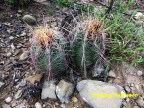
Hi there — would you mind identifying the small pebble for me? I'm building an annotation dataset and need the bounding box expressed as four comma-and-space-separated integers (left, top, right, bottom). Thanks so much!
42, 104, 46, 107
2, 104, 11, 108
5, 97, 12, 103
35, 102, 42, 108
2, 73, 9, 81
133, 106, 139, 108
130, 83, 134, 87
20, 32, 26, 37
18, 10, 23, 13
142, 95, 144, 99
11, 100, 16, 107
123, 102, 127, 106
41, 81, 57, 100
108, 70, 116, 78
7, 30, 11, 34
0, 81, 5, 88
134, 12, 143, 19
6, 52, 12, 57
124, 86, 131, 93
55, 102, 59, 106
19, 51, 29, 61
9, 36, 14, 40
56, 80, 74, 103
72, 97, 78, 103
136, 97, 144, 107
136, 70, 143, 76
10, 43, 15, 52
60, 104, 66, 108
126, 98, 130, 102
18, 80, 26, 87
15, 90, 23, 99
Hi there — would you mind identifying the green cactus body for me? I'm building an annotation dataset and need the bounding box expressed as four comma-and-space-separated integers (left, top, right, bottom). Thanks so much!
72, 33, 97, 71
51, 48, 67, 76
37, 48, 48, 72
32, 31, 68, 77
36, 48, 67, 76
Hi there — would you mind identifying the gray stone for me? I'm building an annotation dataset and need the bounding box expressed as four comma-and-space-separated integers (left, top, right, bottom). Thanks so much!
22, 15, 36, 25
7, 30, 11, 34
136, 97, 144, 107
142, 95, 144, 99
0, 82, 5, 88
124, 86, 131, 93
5, 97, 12, 103
15, 90, 23, 99
10, 43, 15, 52
2, 104, 11, 108
108, 70, 116, 78
35, 102, 42, 108
136, 70, 143, 76
60, 104, 66, 108
133, 106, 139, 108
3, 22, 11, 26
76, 80, 125, 108
6, 52, 12, 57
9, 36, 14, 40
134, 12, 143, 20
19, 51, 29, 61
122, 102, 127, 106
126, 98, 130, 102
56, 80, 74, 103
41, 81, 57, 100
72, 97, 78, 103
16, 45, 21, 49
18, 80, 26, 87
20, 32, 26, 37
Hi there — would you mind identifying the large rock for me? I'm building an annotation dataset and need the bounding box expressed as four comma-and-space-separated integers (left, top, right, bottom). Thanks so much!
56, 80, 74, 103
41, 81, 57, 100
76, 80, 125, 108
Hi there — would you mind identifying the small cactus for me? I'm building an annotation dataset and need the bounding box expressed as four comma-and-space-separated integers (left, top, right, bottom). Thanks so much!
70, 18, 106, 78
30, 26, 68, 80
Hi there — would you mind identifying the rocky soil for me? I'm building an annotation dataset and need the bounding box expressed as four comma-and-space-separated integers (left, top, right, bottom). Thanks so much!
0, 1, 144, 108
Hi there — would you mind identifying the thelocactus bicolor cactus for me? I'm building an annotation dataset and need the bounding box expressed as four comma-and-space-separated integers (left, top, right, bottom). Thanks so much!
30, 26, 68, 80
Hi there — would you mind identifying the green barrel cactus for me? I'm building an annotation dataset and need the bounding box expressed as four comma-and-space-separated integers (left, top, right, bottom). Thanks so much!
70, 19, 106, 78
72, 34, 97, 69
30, 27, 68, 80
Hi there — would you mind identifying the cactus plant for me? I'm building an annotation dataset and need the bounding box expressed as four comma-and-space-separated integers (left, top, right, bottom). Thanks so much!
30, 26, 68, 80
70, 18, 106, 78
